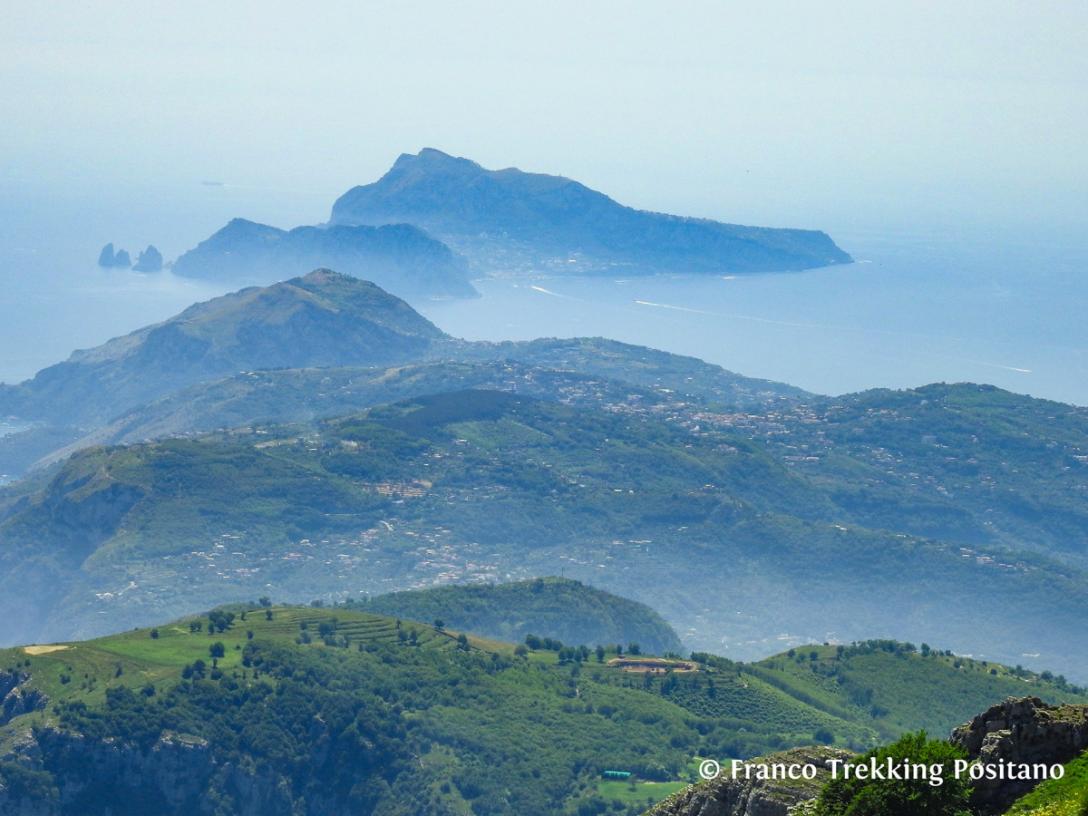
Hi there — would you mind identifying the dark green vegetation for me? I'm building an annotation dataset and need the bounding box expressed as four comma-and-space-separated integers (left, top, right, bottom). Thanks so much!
3, 384, 1088, 680
331, 148, 852, 276
172, 217, 477, 299
814, 731, 972, 816
0, 606, 866, 815
709, 642, 1086, 745
1, 607, 1081, 816
358, 576, 684, 656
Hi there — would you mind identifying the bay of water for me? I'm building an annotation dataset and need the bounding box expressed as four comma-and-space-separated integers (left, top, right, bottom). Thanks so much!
1, 179, 1085, 405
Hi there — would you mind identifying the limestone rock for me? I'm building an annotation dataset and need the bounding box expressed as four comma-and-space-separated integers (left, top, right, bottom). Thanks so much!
96, 243, 115, 267
133, 245, 163, 272
646, 746, 854, 816
950, 696, 1088, 812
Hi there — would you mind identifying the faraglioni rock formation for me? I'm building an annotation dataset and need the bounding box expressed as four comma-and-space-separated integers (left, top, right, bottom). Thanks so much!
97, 243, 131, 268
132, 244, 163, 272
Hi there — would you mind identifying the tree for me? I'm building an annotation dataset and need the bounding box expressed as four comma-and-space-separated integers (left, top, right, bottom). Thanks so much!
149, 629, 159, 639
595, 645, 606, 663
457, 634, 470, 651
434, 619, 445, 631
258, 596, 272, 608
210, 642, 226, 659
208, 610, 235, 633
815, 731, 971, 816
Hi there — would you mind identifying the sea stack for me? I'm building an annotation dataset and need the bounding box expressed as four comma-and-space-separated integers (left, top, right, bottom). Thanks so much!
133, 245, 164, 272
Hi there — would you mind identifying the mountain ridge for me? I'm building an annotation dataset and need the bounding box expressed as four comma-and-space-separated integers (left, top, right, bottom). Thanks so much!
3, 388, 1088, 680
0, 270, 447, 426
171, 217, 478, 299
331, 148, 853, 276
0, 604, 1085, 816
359, 576, 684, 655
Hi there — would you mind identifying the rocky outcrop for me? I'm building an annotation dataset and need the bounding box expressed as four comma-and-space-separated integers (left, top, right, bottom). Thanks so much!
132, 245, 163, 272
950, 696, 1088, 812
0, 671, 48, 725
97, 245, 132, 268
96, 244, 115, 267
2, 727, 295, 816
646, 746, 854, 816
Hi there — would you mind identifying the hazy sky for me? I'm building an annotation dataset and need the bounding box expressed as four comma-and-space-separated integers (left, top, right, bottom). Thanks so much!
2, 1, 1086, 238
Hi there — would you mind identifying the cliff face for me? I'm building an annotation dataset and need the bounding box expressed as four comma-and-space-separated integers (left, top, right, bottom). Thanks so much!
0, 671, 47, 725
0, 726, 313, 816
950, 696, 1088, 812
646, 747, 853, 816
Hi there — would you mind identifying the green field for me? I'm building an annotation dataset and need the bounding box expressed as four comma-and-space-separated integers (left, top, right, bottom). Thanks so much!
1006, 751, 1088, 815
594, 779, 689, 808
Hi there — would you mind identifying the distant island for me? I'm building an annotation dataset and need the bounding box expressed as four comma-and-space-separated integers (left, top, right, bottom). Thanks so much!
160, 149, 850, 301
331, 147, 853, 276
171, 218, 476, 300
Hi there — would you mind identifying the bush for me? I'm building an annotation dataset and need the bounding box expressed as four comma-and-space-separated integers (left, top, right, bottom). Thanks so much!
815, 731, 971, 816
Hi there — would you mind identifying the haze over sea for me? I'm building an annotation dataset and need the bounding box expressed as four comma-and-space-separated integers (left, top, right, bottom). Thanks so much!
0, 177, 1083, 409
1, 176, 1085, 406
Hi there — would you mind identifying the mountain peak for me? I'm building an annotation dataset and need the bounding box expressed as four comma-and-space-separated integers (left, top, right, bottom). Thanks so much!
8, 273, 448, 426
297, 266, 351, 284
394, 147, 480, 169
386, 148, 485, 182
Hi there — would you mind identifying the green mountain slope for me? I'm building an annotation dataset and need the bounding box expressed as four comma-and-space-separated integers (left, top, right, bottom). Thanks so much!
1006, 750, 1088, 815
3, 389, 1088, 680
0, 275, 807, 478
359, 577, 684, 655
749, 640, 1087, 740
759, 383, 1088, 565
0, 269, 447, 427
0, 606, 856, 816
0, 610, 1084, 816
331, 148, 852, 275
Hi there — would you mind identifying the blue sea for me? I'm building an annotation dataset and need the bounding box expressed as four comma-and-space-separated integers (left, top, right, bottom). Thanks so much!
1, 178, 1085, 406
